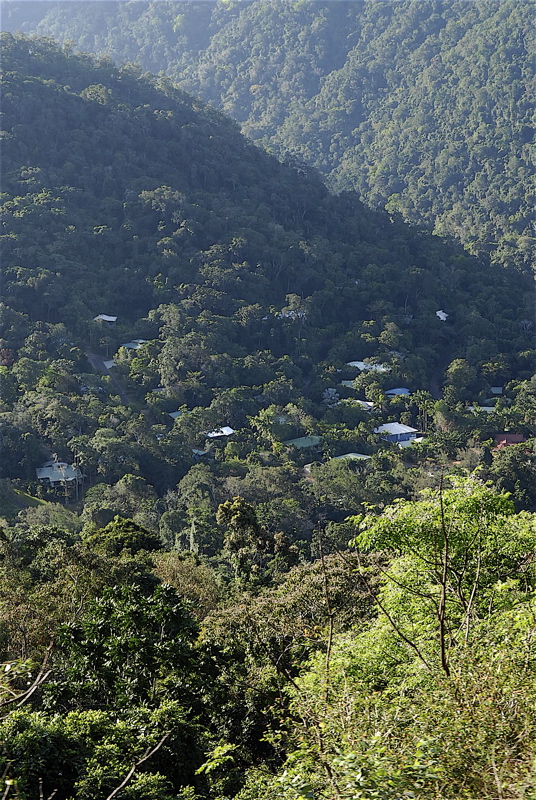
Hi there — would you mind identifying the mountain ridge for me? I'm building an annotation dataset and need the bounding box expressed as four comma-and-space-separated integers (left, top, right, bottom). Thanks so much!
4, 0, 534, 269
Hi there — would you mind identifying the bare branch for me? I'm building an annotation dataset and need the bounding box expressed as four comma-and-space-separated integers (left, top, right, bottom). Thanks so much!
104, 732, 171, 800
357, 564, 433, 673
463, 542, 482, 643
318, 528, 335, 704
0, 643, 54, 718
438, 474, 451, 676
243, 604, 302, 696
38, 778, 58, 800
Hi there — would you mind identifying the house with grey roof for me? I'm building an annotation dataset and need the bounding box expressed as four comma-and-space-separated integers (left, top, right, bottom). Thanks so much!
36, 460, 82, 487
374, 422, 419, 444
205, 426, 235, 438
346, 360, 390, 373
283, 435, 322, 450
121, 339, 148, 351
93, 314, 117, 323
332, 453, 371, 462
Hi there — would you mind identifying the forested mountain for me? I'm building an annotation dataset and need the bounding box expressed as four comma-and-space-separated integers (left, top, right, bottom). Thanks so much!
0, 33, 535, 800
4, 0, 534, 269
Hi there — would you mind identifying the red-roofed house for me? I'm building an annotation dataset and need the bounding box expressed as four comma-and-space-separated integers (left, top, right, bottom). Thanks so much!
494, 433, 526, 449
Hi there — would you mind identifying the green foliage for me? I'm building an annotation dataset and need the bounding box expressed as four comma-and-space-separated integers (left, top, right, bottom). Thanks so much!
267, 482, 536, 799
217, 495, 273, 582
0, 29, 533, 800
484, 439, 536, 510
45, 583, 199, 710
0, 704, 199, 800
13, 0, 534, 270
0, 31, 532, 514
84, 515, 162, 556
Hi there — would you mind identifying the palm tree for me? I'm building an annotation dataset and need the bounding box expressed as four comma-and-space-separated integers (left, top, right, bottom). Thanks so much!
413, 390, 435, 433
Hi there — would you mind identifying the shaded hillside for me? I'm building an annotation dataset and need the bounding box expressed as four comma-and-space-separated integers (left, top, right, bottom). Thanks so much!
4, 0, 534, 269
1, 33, 531, 345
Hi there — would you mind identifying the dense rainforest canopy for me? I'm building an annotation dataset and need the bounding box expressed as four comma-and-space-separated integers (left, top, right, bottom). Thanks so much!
0, 29, 534, 800
4, 0, 534, 269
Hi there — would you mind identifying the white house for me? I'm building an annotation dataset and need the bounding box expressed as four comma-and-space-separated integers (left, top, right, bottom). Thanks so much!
374, 422, 419, 444
351, 399, 374, 411
93, 314, 117, 323
121, 339, 148, 351
346, 361, 390, 373
205, 426, 235, 438
36, 460, 82, 487
436, 310, 448, 321
386, 388, 411, 397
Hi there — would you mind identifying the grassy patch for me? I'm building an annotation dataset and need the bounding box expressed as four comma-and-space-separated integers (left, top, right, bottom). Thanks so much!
13, 490, 47, 508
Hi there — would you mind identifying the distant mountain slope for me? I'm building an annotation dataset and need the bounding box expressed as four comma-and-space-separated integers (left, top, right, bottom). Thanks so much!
4, 0, 534, 269
1, 34, 532, 379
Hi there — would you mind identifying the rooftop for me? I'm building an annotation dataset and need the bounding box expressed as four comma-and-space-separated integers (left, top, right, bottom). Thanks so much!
494, 433, 526, 449
398, 436, 425, 448
121, 339, 148, 350
36, 461, 81, 483
332, 452, 371, 461
346, 361, 390, 373
93, 314, 117, 323
351, 399, 374, 410
205, 426, 235, 438
374, 423, 419, 435
283, 435, 322, 449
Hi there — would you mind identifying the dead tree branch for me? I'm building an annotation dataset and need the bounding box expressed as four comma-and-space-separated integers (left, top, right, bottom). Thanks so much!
105, 732, 171, 800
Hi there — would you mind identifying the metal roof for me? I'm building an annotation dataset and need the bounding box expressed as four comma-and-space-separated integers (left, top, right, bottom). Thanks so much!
36, 461, 81, 482
205, 426, 235, 438
374, 423, 418, 435
346, 361, 390, 373
283, 435, 322, 449
332, 453, 371, 461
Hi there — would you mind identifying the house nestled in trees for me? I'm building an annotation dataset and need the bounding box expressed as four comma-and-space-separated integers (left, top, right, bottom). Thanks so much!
346, 360, 390, 373
284, 435, 322, 450
93, 314, 117, 323
494, 433, 526, 449
121, 339, 147, 351
375, 422, 419, 444
205, 426, 235, 438
36, 460, 82, 487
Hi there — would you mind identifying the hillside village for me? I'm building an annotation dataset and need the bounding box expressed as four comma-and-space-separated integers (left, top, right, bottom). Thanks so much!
31, 310, 534, 521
